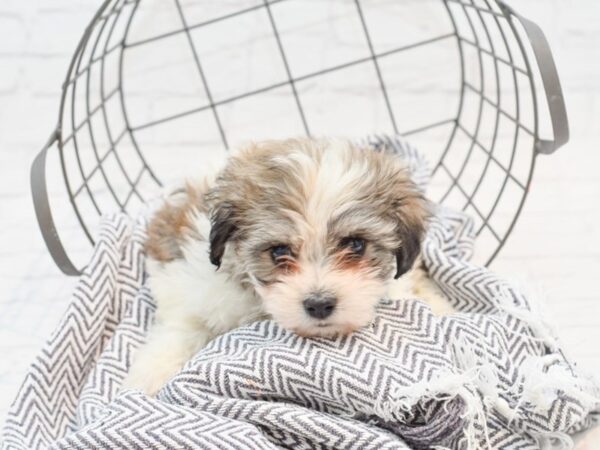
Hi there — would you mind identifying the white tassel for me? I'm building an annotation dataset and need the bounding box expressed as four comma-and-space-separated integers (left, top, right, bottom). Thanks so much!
532, 431, 574, 450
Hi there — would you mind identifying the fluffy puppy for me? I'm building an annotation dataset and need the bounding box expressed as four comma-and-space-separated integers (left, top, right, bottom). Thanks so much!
124, 137, 452, 395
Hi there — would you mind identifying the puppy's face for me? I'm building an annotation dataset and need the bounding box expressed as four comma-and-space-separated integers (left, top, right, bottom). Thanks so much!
208, 138, 429, 337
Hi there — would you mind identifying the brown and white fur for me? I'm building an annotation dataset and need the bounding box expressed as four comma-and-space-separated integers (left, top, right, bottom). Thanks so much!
124, 138, 453, 395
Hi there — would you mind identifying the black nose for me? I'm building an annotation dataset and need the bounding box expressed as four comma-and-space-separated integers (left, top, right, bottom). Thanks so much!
303, 294, 337, 319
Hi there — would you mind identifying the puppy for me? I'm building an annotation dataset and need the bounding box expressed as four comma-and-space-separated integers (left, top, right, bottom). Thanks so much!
124, 137, 453, 395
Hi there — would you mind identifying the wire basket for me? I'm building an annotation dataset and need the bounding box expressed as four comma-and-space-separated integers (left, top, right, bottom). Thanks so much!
32, 0, 568, 275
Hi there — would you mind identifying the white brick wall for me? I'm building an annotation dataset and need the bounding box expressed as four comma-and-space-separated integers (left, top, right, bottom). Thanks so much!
0, 0, 599, 436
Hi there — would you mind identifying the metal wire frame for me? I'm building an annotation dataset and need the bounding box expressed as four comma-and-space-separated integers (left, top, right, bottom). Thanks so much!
34, 0, 568, 274
437, 0, 533, 252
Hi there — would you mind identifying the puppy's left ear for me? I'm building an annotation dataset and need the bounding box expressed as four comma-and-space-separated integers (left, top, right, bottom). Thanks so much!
393, 195, 430, 279
394, 219, 424, 279
208, 203, 238, 268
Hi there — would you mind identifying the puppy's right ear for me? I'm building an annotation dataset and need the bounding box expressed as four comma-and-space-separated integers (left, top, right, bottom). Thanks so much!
208, 203, 238, 268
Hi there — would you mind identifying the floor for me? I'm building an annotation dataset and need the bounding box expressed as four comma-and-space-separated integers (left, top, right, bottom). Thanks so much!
0, 0, 598, 443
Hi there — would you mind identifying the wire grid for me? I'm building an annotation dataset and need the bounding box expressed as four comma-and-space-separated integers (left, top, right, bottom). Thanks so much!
54, 0, 540, 266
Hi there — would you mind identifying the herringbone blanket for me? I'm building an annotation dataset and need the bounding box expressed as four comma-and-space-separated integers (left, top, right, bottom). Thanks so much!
3, 138, 599, 449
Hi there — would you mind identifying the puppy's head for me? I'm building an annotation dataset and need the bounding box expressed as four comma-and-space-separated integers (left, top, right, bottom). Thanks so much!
207, 138, 429, 337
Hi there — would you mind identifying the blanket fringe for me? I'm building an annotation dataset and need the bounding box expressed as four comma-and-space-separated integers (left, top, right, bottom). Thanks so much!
370, 279, 600, 449
531, 431, 574, 450
494, 282, 560, 351
493, 283, 600, 421
372, 360, 492, 449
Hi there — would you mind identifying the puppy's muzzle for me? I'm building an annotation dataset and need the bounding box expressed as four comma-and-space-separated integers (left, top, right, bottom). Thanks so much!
303, 293, 337, 319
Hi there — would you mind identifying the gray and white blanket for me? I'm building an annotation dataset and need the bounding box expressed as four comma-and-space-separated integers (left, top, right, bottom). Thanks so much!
2, 138, 599, 449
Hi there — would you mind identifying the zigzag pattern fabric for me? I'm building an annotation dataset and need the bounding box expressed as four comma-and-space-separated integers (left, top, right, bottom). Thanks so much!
2, 137, 599, 449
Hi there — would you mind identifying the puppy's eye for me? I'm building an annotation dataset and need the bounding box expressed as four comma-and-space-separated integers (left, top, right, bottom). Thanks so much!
340, 237, 366, 256
270, 245, 292, 263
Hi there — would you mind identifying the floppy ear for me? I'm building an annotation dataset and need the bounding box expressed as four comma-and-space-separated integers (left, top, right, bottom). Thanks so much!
394, 219, 425, 279
392, 195, 430, 279
208, 203, 238, 268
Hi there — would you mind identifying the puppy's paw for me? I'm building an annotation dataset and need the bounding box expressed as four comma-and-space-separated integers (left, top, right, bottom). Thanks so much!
421, 291, 455, 316
388, 267, 455, 316
121, 349, 188, 397
412, 275, 455, 316
122, 373, 165, 397
122, 359, 183, 396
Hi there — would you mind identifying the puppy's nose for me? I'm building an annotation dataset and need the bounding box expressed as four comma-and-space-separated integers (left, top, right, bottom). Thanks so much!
303, 294, 337, 319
